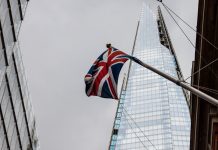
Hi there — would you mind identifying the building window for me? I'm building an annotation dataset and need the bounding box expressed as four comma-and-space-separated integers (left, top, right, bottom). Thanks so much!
212, 123, 218, 150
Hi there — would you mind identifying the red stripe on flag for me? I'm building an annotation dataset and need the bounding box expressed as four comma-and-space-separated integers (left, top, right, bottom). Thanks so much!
107, 77, 118, 99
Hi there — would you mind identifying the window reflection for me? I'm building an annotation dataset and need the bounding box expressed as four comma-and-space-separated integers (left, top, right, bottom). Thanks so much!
109, 5, 190, 150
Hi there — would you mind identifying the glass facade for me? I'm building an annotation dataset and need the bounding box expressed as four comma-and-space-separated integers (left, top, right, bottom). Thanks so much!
0, 0, 39, 150
109, 5, 190, 150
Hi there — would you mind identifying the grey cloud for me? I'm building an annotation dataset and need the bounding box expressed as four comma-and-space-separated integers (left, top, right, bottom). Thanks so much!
19, 0, 198, 149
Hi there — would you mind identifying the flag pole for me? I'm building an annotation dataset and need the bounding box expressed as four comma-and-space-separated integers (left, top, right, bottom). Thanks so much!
131, 57, 218, 106
107, 21, 140, 150
124, 21, 140, 90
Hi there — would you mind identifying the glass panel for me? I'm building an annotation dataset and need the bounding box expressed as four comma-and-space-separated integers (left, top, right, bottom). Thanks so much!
0, 0, 8, 25
1, 87, 9, 117
0, 33, 3, 50
0, 118, 4, 149
109, 4, 190, 150
0, 1, 38, 149
10, 131, 17, 150
19, 0, 27, 16
1, 139, 8, 150
7, 117, 15, 143
9, 0, 21, 37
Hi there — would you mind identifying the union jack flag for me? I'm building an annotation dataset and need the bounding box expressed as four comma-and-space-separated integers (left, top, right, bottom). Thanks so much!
85, 47, 130, 99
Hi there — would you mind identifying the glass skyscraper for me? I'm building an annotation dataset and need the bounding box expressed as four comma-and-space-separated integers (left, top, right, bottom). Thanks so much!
0, 0, 39, 150
109, 5, 190, 150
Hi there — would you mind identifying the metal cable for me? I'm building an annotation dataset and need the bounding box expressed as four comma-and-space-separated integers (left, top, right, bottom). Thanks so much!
162, 3, 195, 48
123, 107, 158, 150
194, 86, 218, 95
162, 2, 218, 52
184, 81, 218, 95
123, 112, 149, 150
185, 58, 218, 81
162, 3, 218, 79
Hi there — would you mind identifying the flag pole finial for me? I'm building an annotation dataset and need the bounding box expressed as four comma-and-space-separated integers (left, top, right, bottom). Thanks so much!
106, 43, 112, 48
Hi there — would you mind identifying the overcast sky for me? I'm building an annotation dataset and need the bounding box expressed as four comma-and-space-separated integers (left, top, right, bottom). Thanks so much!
19, 0, 198, 149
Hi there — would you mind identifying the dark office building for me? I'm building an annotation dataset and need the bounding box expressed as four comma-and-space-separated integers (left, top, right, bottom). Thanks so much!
0, 0, 39, 150
190, 0, 218, 150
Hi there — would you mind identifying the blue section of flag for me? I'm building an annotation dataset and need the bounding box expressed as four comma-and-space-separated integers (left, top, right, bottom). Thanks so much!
84, 47, 130, 99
